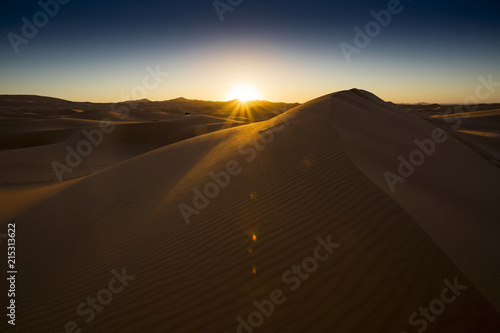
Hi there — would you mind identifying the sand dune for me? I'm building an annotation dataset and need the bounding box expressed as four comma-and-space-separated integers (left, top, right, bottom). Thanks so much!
1, 90, 500, 332
0, 98, 290, 223
327, 90, 500, 312
409, 103, 500, 169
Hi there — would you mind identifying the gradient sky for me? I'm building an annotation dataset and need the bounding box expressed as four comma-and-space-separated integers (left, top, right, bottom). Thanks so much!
1, 0, 499, 103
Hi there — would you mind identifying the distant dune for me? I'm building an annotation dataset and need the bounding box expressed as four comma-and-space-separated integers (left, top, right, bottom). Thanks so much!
1, 91, 499, 332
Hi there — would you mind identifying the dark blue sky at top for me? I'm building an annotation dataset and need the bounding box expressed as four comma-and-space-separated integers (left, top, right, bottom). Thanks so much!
0, 0, 499, 102
2, 0, 499, 48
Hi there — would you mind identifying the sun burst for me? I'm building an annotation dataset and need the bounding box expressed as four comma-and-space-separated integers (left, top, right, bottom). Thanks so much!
226, 84, 262, 103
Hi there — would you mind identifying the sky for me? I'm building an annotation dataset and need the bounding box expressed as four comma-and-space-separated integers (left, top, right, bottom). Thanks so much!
0, 0, 499, 104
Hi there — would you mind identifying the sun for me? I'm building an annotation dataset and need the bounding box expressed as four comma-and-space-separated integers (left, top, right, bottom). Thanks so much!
226, 84, 262, 103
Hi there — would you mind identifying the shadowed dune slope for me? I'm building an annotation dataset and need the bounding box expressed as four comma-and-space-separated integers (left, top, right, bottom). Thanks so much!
326, 89, 500, 312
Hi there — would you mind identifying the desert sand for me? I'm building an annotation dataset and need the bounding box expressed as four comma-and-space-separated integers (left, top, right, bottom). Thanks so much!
1, 90, 500, 332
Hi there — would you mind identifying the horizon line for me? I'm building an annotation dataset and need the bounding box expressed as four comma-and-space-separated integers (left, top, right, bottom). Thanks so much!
1, 93, 499, 106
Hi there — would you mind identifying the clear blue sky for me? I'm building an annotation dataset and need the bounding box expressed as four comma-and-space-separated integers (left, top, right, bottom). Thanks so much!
1, 0, 499, 103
